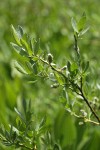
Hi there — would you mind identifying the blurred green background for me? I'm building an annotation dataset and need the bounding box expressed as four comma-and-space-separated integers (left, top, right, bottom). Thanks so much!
0, 0, 100, 149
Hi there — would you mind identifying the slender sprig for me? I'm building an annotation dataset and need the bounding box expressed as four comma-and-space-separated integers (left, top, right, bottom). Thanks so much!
10, 21, 100, 125
30, 53, 100, 124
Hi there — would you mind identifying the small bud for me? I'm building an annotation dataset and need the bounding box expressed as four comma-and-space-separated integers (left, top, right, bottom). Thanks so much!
51, 83, 59, 88
49, 73, 54, 78
47, 53, 53, 64
79, 122, 84, 125
80, 109, 87, 117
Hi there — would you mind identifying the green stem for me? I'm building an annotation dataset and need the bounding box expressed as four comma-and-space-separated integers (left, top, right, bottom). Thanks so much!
73, 113, 100, 125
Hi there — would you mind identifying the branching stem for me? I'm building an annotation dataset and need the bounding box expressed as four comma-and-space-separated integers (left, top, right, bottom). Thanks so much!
73, 113, 100, 125
73, 34, 100, 124
78, 86, 100, 124
31, 54, 100, 124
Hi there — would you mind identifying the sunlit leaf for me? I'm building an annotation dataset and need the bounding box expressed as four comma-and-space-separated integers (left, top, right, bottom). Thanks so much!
20, 37, 32, 55
11, 25, 21, 46
10, 42, 28, 57
54, 72, 64, 84
14, 107, 25, 123
78, 27, 89, 36
39, 116, 46, 128
18, 25, 24, 38
71, 17, 78, 33
77, 14, 86, 32
14, 61, 28, 74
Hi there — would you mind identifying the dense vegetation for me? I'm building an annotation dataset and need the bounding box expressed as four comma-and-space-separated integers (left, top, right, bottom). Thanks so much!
0, 0, 100, 150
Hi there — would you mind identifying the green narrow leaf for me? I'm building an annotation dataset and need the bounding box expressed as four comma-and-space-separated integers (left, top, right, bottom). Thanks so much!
20, 40, 28, 50
67, 61, 71, 72
5, 130, 10, 140
16, 117, 22, 129
32, 62, 38, 74
12, 131, 17, 142
32, 56, 39, 61
3, 142, 13, 146
18, 25, 24, 38
53, 143, 60, 150
29, 38, 34, 52
26, 111, 33, 124
46, 131, 51, 143
20, 38, 31, 55
0, 127, 5, 137
10, 125, 13, 138
78, 27, 89, 36
28, 80, 37, 84
11, 25, 21, 46
77, 14, 86, 32
81, 61, 89, 73
62, 88, 69, 101
41, 137, 46, 144
83, 61, 89, 73
71, 17, 78, 33
34, 38, 40, 55
28, 100, 31, 112
22, 99, 27, 115
10, 42, 28, 57
14, 61, 28, 74
71, 62, 78, 72
14, 107, 25, 123
39, 116, 46, 128
54, 72, 64, 84
25, 62, 33, 74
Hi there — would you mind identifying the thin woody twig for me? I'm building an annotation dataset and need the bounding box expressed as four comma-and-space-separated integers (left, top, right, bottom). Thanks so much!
78, 85, 100, 124
31, 54, 100, 125
73, 113, 100, 125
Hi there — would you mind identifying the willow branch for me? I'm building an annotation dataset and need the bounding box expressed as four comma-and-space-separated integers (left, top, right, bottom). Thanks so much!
77, 85, 100, 124
31, 54, 100, 124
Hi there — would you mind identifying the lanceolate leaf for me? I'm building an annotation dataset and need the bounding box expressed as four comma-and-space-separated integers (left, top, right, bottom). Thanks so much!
39, 116, 46, 128
17, 25, 24, 38
14, 61, 28, 74
34, 38, 40, 55
53, 143, 60, 150
71, 17, 78, 33
78, 27, 89, 36
22, 99, 27, 115
83, 61, 89, 73
67, 61, 71, 72
11, 25, 21, 46
54, 72, 64, 84
14, 107, 25, 123
77, 14, 86, 32
10, 42, 28, 57
20, 37, 32, 55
